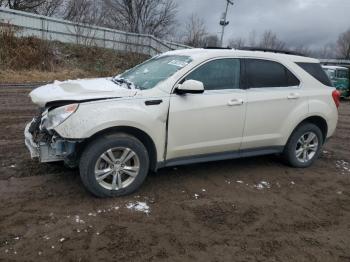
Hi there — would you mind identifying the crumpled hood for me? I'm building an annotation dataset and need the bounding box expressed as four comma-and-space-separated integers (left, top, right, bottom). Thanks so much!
30, 78, 137, 107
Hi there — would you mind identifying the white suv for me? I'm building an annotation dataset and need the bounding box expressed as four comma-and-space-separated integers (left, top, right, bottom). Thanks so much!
25, 48, 339, 197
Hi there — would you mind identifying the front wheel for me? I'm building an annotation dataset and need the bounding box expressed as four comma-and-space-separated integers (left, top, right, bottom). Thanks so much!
79, 133, 149, 197
283, 123, 323, 168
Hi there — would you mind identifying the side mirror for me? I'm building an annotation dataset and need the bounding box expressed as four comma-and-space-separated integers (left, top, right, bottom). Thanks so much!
176, 80, 204, 95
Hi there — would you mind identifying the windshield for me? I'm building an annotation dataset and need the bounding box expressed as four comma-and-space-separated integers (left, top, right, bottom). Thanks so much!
337, 69, 349, 79
118, 55, 192, 90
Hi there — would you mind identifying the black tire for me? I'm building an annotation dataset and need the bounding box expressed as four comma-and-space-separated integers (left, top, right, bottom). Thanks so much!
283, 123, 323, 168
79, 133, 149, 198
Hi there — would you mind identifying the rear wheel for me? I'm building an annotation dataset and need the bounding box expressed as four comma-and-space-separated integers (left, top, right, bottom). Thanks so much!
79, 133, 149, 197
284, 123, 323, 168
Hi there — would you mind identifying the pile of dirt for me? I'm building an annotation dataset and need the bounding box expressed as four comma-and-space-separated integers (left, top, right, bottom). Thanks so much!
0, 24, 148, 83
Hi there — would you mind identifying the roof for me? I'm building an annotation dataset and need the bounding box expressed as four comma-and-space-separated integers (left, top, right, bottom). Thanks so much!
163, 48, 319, 63
322, 65, 348, 70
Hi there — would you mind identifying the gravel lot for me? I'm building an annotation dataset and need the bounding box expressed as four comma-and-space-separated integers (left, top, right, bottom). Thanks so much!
0, 86, 349, 262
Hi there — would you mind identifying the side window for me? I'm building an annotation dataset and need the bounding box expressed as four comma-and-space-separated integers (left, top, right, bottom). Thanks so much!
297, 62, 332, 87
185, 59, 240, 90
245, 59, 300, 88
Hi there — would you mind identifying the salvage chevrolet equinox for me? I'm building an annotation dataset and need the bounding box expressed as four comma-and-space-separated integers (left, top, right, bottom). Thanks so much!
25, 48, 340, 197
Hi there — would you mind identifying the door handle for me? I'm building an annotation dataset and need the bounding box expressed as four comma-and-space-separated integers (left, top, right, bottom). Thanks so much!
287, 93, 300, 100
227, 98, 244, 106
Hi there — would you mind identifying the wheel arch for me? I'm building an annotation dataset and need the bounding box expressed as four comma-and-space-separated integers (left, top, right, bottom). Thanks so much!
77, 126, 158, 172
289, 115, 328, 143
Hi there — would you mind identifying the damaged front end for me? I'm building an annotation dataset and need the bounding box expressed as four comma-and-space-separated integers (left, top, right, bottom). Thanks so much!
24, 107, 79, 165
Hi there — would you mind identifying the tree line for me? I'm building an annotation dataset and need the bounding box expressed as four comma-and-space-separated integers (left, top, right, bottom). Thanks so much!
1, 0, 349, 59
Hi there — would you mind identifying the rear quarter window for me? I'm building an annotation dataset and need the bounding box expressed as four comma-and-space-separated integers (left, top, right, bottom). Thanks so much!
297, 62, 333, 87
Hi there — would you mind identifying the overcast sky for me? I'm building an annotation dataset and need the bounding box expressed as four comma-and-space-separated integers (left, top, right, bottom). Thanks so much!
175, 0, 350, 49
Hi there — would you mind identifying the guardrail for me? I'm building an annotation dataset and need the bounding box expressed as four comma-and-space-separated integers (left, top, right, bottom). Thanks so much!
0, 7, 190, 56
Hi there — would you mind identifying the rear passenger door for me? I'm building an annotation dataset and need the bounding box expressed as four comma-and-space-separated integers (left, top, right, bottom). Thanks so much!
241, 59, 307, 150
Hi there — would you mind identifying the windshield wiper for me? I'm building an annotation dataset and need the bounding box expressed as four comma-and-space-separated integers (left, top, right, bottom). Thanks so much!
112, 77, 140, 89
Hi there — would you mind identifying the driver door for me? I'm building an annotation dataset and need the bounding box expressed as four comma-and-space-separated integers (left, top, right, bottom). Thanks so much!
166, 58, 247, 162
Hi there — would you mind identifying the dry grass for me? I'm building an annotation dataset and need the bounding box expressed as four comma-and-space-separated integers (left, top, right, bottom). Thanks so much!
0, 23, 148, 83
0, 69, 90, 83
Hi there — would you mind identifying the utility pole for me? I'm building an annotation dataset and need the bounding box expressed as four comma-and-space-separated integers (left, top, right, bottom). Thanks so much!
219, 0, 234, 47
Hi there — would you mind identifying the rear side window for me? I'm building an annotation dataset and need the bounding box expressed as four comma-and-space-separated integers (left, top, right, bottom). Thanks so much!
244, 59, 300, 88
185, 58, 240, 90
297, 62, 332, 86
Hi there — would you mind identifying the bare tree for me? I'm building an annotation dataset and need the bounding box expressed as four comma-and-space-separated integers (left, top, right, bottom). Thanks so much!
5, 0, 45, 11
36, 0, 63, 16
248, 30, 257, 47
63, 0, 104, 46
293, 44, 313, 57
203, 34, 219, 47
2, 0, 62, 16
228, 37, 246, 49
314, 43, 336, 59
336, 28, 350, 59
183, 14, 207, 47
258, 30, 286, 50
102, 0, 177, 38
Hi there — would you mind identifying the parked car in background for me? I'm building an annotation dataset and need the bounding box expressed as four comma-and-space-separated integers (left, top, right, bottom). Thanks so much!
322, 65, 350, 97
25, 48, 340, 197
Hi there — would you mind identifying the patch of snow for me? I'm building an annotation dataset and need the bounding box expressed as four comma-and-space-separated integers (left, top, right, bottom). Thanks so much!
291, 181, 295, 185
43, 235, 50, 240
254, 181, 271, 190
236, 180, 243, 184
10, 165, 16, 168
201, 189, 206, 192
51, 246, 55, 249
14, 237, 19, 240
194, 194, 199, 199
75, 215, 85, 224
38, 251, 42, 256
114, 206, 120, 210
88, 212, 96, 217
336, 160, 350, 174
126, 201, 150, 214
96, 232, 100, 235
337, 191, 343, 195
59, 238, 65, 242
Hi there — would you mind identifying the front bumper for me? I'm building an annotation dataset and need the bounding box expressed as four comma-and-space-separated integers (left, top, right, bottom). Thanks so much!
24, 121, 40, 158
24, 120, 77, 163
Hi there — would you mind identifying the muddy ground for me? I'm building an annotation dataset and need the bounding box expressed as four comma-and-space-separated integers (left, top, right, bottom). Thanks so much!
0, 86, 349, 262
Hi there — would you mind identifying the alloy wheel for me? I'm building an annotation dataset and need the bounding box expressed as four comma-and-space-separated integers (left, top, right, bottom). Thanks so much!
295, 132, 319, 163
94, 147, 140, 190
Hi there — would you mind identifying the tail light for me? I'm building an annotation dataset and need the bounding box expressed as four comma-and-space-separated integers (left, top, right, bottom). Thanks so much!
332, 90, 341, 109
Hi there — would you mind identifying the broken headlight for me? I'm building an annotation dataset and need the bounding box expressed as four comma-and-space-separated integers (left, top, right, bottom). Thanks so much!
42, 104, 79, 130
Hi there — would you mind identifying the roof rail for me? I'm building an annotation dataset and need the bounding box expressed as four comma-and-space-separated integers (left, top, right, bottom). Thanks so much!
239, 47, 305, 56
204, 46, 232, 50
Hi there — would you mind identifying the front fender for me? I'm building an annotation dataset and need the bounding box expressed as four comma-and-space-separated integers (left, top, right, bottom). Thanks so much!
54, 97, 170, 161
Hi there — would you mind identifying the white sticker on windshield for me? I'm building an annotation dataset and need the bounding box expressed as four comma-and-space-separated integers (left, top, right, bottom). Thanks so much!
168, 60, 189, 68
